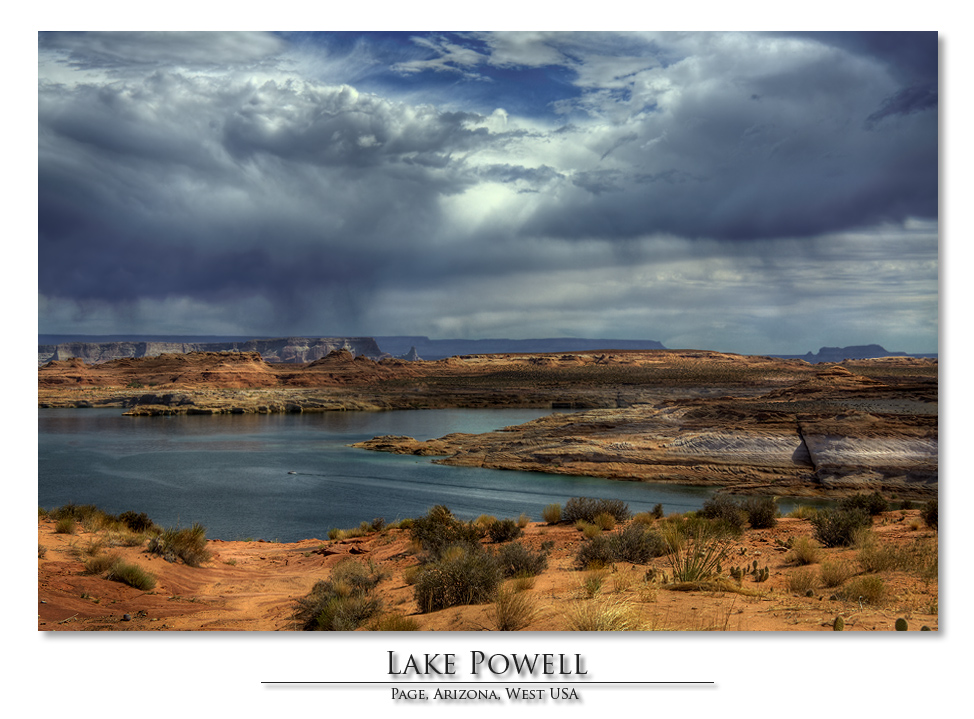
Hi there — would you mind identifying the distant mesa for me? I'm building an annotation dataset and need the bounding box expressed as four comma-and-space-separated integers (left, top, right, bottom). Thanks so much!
776, 345, 935, 364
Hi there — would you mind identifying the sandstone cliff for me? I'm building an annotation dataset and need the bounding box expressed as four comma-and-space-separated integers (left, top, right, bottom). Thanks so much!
38, 337, 383, 366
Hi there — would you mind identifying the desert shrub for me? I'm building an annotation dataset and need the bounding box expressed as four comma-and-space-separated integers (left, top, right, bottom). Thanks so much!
117, 511, 155, 533
741, 496, 778, 529
517, 513, 531, 529
492, 588, 538, 631
106, 560, 156, 591
575, 535, 615, 570
786, 567, 817, 595
146, 523, 211, 567
837, 575, 887, 606
311, 592, 381, 631
410, 505, 481, 558
592, 512, 617, 531
562, 497, 631, 524
294, 559, 384, 631
496, 542, 549, 578
472, 515, 498, 533
567, 597, 643, 631
576, 525, 668, 569
839, 491, 889, 516
487, 518, 523, 543
923, 498, 938, 530
700, 494, 748, 531
541, 503, 562, 524
786, 536, 822, 566
38, 544, 47, 559
414, 545, 502, 613
651, 503, 665, 519
819, 560, 856, 588
666, 527, 730, 582
810, 508, 871, 548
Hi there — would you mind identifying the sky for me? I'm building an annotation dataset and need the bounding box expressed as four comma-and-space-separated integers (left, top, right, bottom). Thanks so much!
37, 30, 939, 354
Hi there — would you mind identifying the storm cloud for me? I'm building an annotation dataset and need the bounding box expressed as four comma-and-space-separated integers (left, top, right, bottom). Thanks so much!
37, 31, 938, 353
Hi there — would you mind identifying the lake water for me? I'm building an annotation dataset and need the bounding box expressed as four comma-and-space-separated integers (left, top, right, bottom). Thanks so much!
38, 408, 803, 543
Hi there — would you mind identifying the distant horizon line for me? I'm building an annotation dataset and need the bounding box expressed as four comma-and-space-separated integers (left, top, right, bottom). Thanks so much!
36, 333, 938, 358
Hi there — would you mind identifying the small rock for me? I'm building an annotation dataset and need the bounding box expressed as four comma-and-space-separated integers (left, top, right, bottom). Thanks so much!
122, 614, 131, 621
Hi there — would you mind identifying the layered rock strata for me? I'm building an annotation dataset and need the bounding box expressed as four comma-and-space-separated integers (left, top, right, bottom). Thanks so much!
353, 366, 937, 497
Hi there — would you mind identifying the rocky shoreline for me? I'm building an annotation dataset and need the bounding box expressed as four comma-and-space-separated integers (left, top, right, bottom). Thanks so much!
39, 349, 938, 497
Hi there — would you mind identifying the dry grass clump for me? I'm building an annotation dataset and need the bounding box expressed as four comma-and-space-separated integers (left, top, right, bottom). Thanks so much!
856, 531, 938, 581
786, 567, 818, 595
786, 505, 819, 520
592, 512, 617, 531
83, 552, 120, 575
580, 570, 606, 597
368, 614, 421, 631
567, 597, 643, 631
786, 536, 822, 565
837, 575, 888, 606
147, 523, 212, 567
631, 511, 656, 526
819, 560, 856, 588
55, 517, 76, 535
105, 559, 157, 591
491, 588, 538, 631
542, 503, 562, 524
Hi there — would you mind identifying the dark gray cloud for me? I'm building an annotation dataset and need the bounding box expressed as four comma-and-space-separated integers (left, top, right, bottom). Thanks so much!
37, 32, 938, 353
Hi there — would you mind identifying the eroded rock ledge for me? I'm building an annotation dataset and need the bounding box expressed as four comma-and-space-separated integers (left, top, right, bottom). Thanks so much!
353, 366, 937, 498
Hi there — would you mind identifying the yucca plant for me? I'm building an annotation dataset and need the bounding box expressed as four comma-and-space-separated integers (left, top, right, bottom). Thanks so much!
666, 526, 730, 582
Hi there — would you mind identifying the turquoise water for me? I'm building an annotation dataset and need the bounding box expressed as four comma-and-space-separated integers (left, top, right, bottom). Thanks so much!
38, 408, 795, 542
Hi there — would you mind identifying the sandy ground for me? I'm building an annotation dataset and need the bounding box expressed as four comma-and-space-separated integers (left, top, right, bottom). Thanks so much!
37, 507, 938, 632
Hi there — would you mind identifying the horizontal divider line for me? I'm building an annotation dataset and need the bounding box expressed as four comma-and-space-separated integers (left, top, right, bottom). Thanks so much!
262, 681, 713, 685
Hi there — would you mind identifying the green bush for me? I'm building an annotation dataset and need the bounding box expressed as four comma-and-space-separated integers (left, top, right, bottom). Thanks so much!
409, 505, 481, 558
923, 498, 938, 530
414, 545, 501, 613
575, 524, 667, 569
487, 518, 523, 543
562, 497, 631, 524
117, 511, 155, 533
294, 559, 384, 631
496, 542, 548, 578
810, 508, 871, 548
741, 496, 778, 529
838, 491, 889, 516
700, 494, 747, 531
